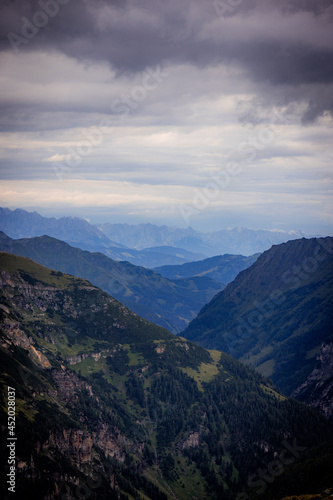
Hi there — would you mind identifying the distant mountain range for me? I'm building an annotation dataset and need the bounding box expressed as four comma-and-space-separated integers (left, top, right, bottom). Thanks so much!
1, 252, 332, 499
0, 208, 205, 268
0, 207, 115, 250
182, 237, 333, 404
99, 221, 306, 256
0, 232, 225, 333
1, 208, 307, 267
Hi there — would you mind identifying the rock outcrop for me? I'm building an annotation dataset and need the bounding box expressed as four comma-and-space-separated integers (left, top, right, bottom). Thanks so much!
291, 343, 333, 421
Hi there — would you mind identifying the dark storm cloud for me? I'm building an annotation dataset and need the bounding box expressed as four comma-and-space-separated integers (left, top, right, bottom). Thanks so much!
1, 0, 333, 122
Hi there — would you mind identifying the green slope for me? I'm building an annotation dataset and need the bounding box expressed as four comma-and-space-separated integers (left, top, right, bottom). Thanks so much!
182, 237, 333, 396
0, 232, 224, 333
0, 252, 332, 500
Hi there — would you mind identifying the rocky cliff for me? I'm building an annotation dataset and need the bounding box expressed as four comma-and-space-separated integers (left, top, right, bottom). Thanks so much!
291, 343, 333, 421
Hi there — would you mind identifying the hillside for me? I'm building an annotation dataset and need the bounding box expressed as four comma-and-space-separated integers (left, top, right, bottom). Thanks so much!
0, 232, 224, 333
182, 237, 333, 398
154, 253, 260, 285
1, 252, 332, 499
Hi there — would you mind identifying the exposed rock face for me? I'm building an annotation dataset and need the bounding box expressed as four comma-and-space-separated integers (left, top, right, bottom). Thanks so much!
51, 370, 92, 400
179, 431, 200, 449
155, 345, 166, 354
1, 316, 51, 368
44, 429, 94, 465
66, 351, 107, 365
43, 425, 126, 466
291, 343, 333, 421
94, 423, 126, 462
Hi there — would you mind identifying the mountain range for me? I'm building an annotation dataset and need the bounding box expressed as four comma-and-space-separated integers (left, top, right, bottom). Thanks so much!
0, 232, 225, 333
0, 208, 205, 268
1, 252, 332, 500
98, 222, 306, 256
0, 208, 306, 266
182, 237, 333, 404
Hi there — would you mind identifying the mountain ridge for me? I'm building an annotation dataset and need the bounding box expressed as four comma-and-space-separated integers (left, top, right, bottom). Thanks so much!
181, 237, 333, 400
154, 253, 260, 285
98, 221, 306, 256
0, 207, 308, 261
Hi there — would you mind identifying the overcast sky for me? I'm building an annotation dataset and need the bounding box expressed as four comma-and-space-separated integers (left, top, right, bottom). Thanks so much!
0, 0, 332, 234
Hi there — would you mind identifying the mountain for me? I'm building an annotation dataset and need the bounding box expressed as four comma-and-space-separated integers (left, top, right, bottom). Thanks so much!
0, 208, 205, 268
98, 222, 305, 256
98, 223, 200, 250
203, 227, 305, 256
182, 237, 333, 400
104, 245, 206, 268
291, 343, 333, 422
0, 207, 116, 251
1, 252, 332, 500
154, 253, 260, 285
0, 232, 224, 333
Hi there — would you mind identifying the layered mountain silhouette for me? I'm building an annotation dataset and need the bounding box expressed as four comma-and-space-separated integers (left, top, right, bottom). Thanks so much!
1, 252, 332, 500
0, 207, 305, 265
0, 208, 205, 268
0, 232, 224, 333
99, 222, 305, 256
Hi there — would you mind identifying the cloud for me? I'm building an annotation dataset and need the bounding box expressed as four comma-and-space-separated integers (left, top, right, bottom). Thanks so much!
1, 0, 333, 122
0, 0, 332, 233
43, 153, 68, 162
0, 176, 331, 235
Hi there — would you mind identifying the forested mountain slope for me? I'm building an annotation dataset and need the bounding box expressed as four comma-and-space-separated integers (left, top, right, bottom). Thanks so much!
182, 237, 333, 397
1, 252, 332, 500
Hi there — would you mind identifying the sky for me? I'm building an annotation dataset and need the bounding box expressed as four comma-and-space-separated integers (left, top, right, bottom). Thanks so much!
0, 0, 333, 234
